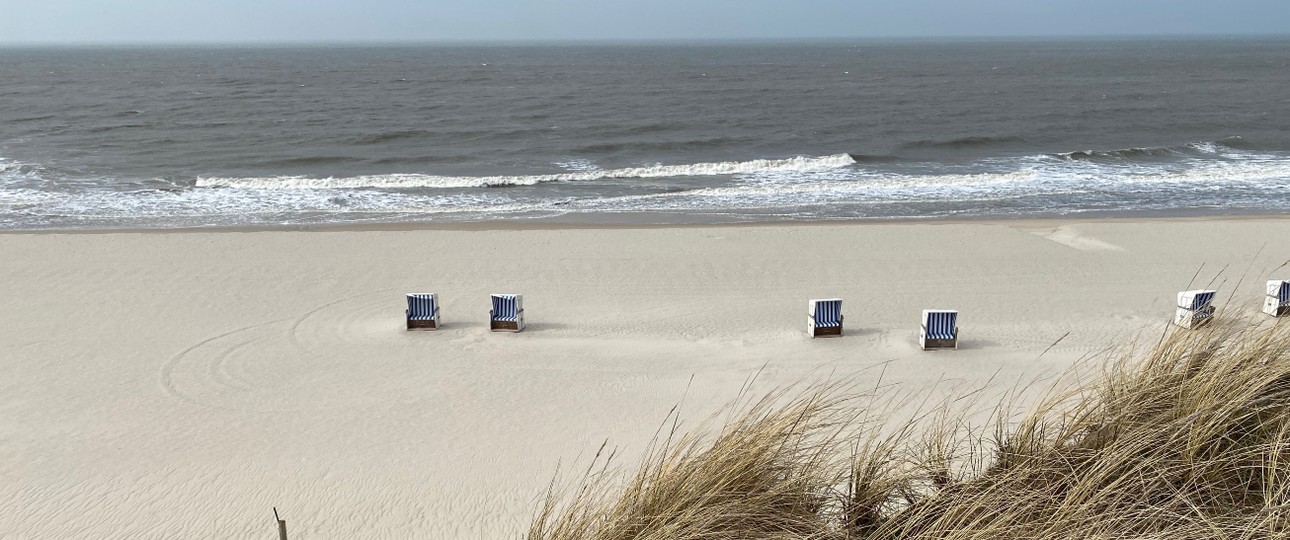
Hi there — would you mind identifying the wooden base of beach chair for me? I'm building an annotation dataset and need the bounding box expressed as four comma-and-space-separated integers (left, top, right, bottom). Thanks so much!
1174, 317, 1214, 330
920, 337, 958, 350
920, 328, 958, 350
1264, 297, 1289, 317
810, 325, 842, 338
490, 320, 522, 332
1174, 306, 1215, 329
407, 319, 439, 330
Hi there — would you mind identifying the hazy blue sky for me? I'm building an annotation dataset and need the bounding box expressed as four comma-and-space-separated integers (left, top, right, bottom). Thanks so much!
3, 0, 1287, 44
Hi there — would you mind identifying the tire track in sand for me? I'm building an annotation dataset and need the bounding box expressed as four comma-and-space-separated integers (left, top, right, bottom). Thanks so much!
159, 319, 290, 412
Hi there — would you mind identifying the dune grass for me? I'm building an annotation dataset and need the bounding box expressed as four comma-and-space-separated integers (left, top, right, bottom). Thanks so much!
528, 319, 1290, 539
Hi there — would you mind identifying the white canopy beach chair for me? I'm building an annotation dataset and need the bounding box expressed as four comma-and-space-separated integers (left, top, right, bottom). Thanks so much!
406, 293, 440, 330
1174, 289, 1217, 329
807, 298, 843, 337
920, 309, 958, 350
490, 294, 525, 332
1264, 280, 1289, 317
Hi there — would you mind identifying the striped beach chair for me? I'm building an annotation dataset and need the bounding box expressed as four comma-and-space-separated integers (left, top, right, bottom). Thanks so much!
406, 293, 440, 330
920, 310, 958, 350
807, 298, 843, 337
490, 294, 525, 332
1264, 280, 1290, 317
1174, 289, 1217, 329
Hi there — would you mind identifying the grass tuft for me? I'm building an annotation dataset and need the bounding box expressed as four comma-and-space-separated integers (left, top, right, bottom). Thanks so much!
529, 320, 1290, 540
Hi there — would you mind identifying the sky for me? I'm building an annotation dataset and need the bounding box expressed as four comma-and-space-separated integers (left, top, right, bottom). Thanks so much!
2, 0, 1287, 44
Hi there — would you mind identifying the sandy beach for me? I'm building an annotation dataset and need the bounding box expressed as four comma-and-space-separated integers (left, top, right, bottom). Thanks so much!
2, 216, 1289, 538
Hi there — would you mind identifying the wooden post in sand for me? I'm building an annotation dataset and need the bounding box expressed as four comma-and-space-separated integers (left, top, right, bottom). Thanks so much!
273, 507, 287, 540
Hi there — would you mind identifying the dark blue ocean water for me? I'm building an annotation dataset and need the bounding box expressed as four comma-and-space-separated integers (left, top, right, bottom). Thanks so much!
1, 39, 1288, 229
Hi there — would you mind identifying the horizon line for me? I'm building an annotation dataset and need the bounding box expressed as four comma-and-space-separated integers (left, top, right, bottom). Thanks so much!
3, 32, 1289, 48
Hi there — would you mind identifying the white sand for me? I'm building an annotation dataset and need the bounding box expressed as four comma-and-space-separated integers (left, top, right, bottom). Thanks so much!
2, 217, 1288, 538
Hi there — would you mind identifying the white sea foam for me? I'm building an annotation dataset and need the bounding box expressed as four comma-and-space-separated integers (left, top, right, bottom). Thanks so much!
0, 188, 59, 208
1189, 141, 1221, 154
7, 150, 1290, 229
580, 154, 1290, 212
0, 157, 33, 178
195, 154, 858, 189
554, 158, 599, 172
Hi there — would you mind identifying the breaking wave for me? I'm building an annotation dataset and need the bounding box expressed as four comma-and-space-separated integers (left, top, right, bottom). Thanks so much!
5, 144, 1290, 230
587, 155, 1290, 209
195, 154, 859, 189
0, 157, 44, 181
1054, 138, 1252, 161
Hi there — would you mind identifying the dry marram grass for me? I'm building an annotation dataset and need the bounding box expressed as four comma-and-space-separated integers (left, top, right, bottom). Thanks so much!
528, 320, 1290, 539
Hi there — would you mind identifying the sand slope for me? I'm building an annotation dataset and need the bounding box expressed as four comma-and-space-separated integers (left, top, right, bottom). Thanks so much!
1, 218, 1288, 538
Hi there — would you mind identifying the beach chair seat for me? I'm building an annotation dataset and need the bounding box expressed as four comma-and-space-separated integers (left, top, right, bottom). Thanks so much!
1174, 289, 1217, 329
807, 298, 843, 337
1264, 280, 1290, 317
920, 309, 958, 350
490, 294, 525, 332
406, 293, 440, 330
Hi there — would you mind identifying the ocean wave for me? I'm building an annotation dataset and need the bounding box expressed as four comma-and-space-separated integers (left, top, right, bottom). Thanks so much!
1187, 136, 1254, 152
7, 149, 1289, 230
195, 154, 859, 189
260, 156, 365, 167
576, 136, 757, 154
367, 154, 474, 165
554, 158, 599, 172
901, 135, 1025, 149
84, 123, 152, 134
1053, 138, 1254, 161
1060, 147, 1180, 160
350, 129, 435, 145
846, 153, 902, 163
22, 153, 1290, 226
350, 126, 557, 145
10, 114, 56, 123
0, 188, 59, 207
0, 157, 44, 181
582, 154, 1290, 211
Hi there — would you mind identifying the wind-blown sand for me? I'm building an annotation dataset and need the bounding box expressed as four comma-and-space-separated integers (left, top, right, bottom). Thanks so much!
2, 217, 1288, 538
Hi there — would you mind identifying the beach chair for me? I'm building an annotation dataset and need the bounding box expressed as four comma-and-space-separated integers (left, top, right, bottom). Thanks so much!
406, 293, 440, 330
1264, 280, 1290, 317
1174, 289, 1217, 329
490, 294, 525, 332
807, 298, 843, 337
920, 310, 958, 350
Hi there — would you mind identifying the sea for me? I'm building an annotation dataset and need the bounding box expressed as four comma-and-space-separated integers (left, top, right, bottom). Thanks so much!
1, 38, 1288, 230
